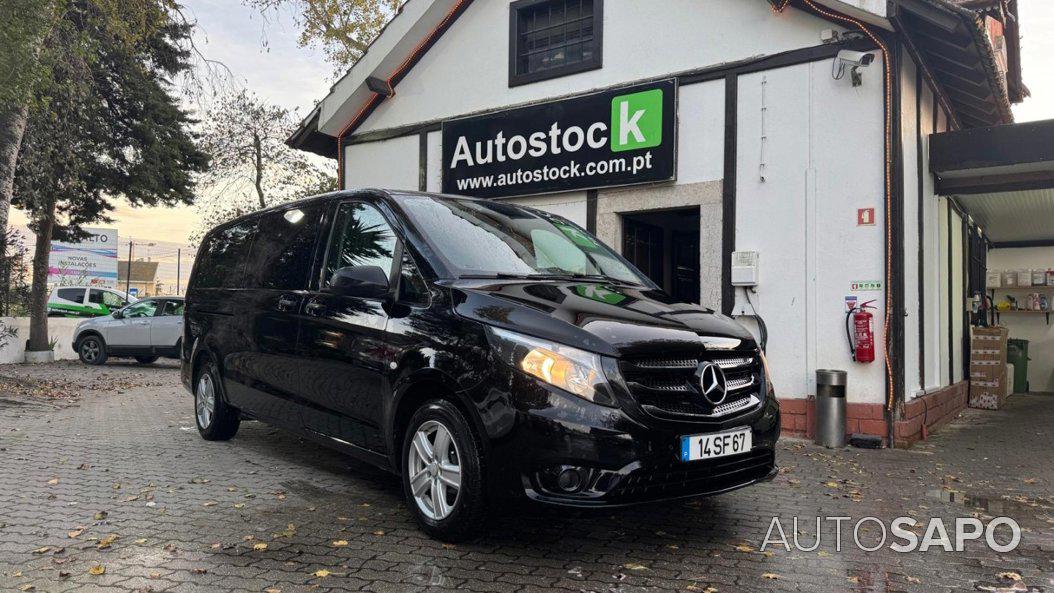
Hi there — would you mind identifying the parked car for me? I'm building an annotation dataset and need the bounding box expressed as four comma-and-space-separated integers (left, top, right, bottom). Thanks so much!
182, 190, 779, 541
47, 286, 136, 317
73, 297, 184, 365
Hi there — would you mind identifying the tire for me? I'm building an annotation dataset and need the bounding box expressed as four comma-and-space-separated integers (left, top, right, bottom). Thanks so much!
77, 335, 108, 366
194, 359, 240, 441
135, 356, 159, 364
401, 400, 487, 542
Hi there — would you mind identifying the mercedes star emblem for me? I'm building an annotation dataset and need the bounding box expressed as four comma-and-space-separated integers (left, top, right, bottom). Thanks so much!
696, 362, 728, 405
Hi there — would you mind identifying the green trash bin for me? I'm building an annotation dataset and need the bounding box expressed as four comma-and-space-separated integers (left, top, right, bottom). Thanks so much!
1007, 339, 1030, 394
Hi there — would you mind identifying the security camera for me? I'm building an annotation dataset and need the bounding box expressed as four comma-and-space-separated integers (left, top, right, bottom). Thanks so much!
833, 50, 875, 86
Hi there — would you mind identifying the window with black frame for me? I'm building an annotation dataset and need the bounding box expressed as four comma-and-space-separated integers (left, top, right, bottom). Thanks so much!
509, 0, 602, 86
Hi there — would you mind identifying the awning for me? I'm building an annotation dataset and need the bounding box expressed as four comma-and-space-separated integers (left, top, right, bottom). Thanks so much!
930, 119, 1054, 247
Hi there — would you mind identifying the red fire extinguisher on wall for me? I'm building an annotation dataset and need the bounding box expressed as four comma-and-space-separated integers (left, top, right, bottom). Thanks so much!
845, 300, 876, 363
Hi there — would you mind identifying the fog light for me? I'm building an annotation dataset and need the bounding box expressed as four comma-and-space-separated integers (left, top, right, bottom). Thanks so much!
556, 467, 584, 492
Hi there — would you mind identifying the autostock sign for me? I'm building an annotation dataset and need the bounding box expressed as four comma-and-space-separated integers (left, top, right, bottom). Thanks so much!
442, 79, 677, 199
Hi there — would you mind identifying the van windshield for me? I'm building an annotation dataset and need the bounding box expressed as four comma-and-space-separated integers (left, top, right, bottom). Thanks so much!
400, 196, 649, 285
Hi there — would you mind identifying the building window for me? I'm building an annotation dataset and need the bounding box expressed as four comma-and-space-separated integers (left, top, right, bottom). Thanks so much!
509, 0, 603, 87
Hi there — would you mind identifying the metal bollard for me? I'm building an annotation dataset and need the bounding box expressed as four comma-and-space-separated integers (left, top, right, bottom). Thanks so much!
814, 370, 847, 448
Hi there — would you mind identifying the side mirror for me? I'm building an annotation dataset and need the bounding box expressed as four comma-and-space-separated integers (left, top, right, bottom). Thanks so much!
328, 265, 390, 299
112, 310, 124, 319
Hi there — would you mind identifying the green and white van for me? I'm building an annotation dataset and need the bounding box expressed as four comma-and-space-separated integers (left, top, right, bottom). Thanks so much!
47, 286, 137, 317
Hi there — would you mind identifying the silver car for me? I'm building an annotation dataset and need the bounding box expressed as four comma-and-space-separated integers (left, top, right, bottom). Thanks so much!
72, 297, 184, 365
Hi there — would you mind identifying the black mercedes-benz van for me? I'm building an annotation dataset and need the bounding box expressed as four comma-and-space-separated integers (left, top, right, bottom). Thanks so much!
182, 189, 779, 540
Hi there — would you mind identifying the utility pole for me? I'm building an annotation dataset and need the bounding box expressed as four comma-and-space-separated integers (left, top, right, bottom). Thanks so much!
176, 249, 181, 295
125, 240, 133, 304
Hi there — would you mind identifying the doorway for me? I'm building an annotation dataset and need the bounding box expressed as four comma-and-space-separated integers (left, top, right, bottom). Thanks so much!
621, 207, 701, 304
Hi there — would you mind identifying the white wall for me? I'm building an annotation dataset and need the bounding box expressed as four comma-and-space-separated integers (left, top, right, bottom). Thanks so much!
987, 247, 1054, 392
735, 58, 887, 402
356, 0, 844, 135
343, 135, 420, 191
0, 318, 82, 364
901, 58, 921, 395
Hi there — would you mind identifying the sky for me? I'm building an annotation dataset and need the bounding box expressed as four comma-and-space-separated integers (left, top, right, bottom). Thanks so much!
12, 0, 1054, 291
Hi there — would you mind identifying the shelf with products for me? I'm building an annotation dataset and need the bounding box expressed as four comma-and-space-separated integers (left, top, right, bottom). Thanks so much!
986, 287, 1053, 325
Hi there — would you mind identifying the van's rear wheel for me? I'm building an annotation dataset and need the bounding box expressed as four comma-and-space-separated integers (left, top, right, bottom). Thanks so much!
401, 400, 486, 542
195, 360, 239, 441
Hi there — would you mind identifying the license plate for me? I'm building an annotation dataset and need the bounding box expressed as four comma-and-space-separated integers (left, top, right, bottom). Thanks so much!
680, 428, 752, 462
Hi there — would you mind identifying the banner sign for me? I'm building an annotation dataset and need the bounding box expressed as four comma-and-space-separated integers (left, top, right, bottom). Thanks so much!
47, 227, 118, 287
442, 79, 677, 199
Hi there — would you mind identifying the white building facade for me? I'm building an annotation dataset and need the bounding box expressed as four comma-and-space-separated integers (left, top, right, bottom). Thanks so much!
291, 0, 1027, 445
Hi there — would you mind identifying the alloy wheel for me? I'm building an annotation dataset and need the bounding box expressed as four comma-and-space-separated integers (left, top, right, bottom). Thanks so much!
196, 373, 216, 429
80, 339, 100, 362
407, 420, 462, 520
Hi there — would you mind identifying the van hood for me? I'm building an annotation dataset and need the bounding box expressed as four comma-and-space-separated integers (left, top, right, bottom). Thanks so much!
449, 279, 756, 358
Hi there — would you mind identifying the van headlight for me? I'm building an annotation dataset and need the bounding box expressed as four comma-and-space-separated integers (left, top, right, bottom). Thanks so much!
486, 327, 616, 407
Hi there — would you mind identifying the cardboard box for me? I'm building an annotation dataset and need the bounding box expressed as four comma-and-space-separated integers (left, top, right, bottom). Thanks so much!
970, 367, 1010, 410
970, 326, 1008, 360
986, 271, 1002, 288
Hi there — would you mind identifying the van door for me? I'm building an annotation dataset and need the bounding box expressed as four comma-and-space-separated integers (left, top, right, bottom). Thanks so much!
297, 200, 397, 452
237, 205, 326, 428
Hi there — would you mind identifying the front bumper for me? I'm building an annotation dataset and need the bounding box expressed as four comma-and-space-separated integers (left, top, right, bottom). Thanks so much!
482, 370, 781, 507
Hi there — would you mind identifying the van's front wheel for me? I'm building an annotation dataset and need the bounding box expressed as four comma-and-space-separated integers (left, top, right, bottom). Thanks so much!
401, 400, 486, 542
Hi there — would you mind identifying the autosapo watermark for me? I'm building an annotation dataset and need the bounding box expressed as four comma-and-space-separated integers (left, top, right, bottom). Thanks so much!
761, 516, 1021, 553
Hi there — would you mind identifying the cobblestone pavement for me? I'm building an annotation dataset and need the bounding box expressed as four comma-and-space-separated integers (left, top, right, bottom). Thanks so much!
0, 361, 1051, 593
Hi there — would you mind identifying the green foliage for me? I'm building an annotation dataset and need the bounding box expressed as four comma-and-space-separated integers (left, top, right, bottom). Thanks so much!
14, 0, 209, 240
0, 0, 60, 109
245, 0, 401, 71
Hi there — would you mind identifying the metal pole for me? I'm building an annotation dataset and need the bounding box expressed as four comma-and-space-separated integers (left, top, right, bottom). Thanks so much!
176, 249, 181, 295
125, 240, 133, 303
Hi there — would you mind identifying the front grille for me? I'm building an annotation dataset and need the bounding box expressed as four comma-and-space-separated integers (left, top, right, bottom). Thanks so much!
610, 449, 774, 502
619, 350, 763, 420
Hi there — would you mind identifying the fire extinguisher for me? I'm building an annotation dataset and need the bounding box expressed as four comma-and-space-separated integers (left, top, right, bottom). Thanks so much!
845, 300, 876, 363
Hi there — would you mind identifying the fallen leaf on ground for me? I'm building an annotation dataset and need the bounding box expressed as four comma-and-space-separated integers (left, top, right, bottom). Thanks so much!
31, 546, 51, 554
762, 573, 780, 580
19, 584, 34, 591
847, 576, 860, 584
372, 530, 385, 536
998, 572, 1022, 581
253, 543, 268, 551
734, 544, 755, 553
93, 511, 108, 521
67, 528, 84, 538
332, 540, 348, 547
265, 589, 281, 593
97, 534, 118, 549
47, 477, 59, 485
88, 565, 105, 576
202, 501, 218, 507
312, 569, 331, 578
133, 538, 147, 545
624, 563, 649, 571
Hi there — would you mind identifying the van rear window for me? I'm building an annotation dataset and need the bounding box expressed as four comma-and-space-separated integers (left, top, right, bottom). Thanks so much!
193, 220, 258, 288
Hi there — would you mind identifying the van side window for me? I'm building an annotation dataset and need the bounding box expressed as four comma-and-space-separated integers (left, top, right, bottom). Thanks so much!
246, 205, 325, 290
58, 288, 85, 303
398, 252, 429, 305
87, 289, 124, 307
194, 220, 258, 288
323, 202, 397, 287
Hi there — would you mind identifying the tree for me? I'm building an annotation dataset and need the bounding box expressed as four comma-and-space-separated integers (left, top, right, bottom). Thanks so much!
13, 0, 209, 352
192, 89, 335, 243
244, 0, 401, 71
0, 0, 61, 238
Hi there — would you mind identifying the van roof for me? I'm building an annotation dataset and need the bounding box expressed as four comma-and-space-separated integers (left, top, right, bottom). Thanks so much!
201, 189, 486, 238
